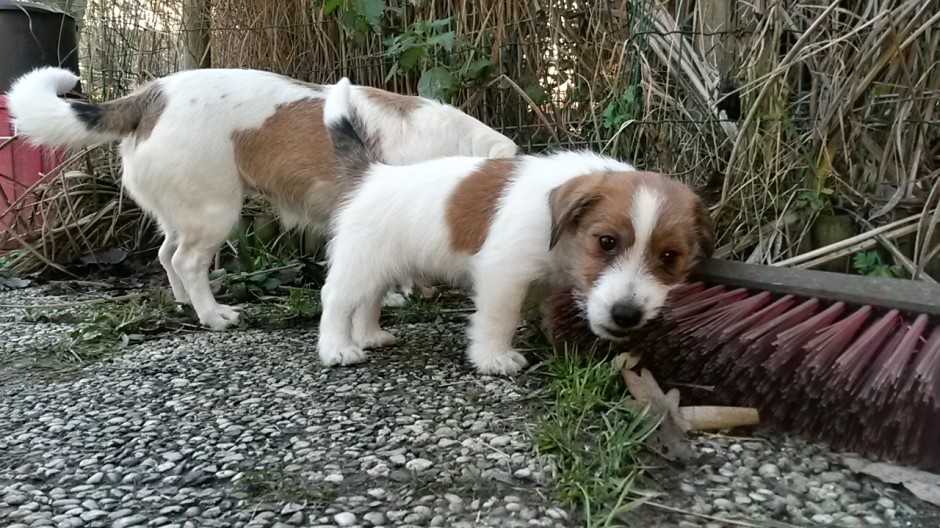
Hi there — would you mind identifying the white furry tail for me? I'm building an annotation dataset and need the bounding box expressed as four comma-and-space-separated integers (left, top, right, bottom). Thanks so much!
7, 67, 128, 147
324, 77, 353, 127
323, 77, 374, 179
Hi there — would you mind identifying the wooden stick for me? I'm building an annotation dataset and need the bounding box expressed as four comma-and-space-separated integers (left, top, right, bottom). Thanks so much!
678, 406, 760, 431
773, 213, 922, 267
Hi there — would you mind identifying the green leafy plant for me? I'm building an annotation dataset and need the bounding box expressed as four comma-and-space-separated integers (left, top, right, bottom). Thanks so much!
210, 220, 305, 302
324, 0, 386, 45
793, 188, 834, 213
383, 17, 494, 102
384, 294, 442, 325
601, 84, 641, 131
246, 286, 322, 325
0, 249, 24, 270
496, 74, 548, 106
853, 250, 903, 278
58, 290, 182, 361
210, 268, 286, 303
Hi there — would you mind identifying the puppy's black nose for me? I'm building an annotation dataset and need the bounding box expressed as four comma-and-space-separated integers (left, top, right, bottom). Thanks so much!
610, 303, 643, 329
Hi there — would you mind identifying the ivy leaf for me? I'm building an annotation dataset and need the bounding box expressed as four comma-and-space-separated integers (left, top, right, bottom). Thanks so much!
230, 282, 249, 301
417, 67, 456, 102
463, 59, 493, 80
399, 46, 425, 71
427, 17, 453, 31
384, 62, 399, 82
323, 0, 344, 16
262, 277, 282, 291
351, 0, 385, 28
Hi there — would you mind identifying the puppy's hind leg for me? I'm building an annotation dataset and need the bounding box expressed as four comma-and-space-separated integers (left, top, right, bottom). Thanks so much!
171, 219, 241, 331
156, 226, 190, 306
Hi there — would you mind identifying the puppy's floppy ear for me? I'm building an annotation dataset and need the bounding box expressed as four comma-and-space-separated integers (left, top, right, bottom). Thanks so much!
693, 197, 716, 259
549, 174, 604, 250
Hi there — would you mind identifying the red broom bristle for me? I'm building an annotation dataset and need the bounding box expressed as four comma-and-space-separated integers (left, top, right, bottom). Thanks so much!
854, 316, 926, 457
721, 300, 844, 415
716, 298, 821, 398
816, 311, 902, 445
754, 301, 846, 398
543, 279, 940, 471
904, 328, 940, 466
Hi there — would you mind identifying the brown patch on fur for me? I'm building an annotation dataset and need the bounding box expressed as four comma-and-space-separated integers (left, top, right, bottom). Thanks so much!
232, 98, 343, 228
549, 173, 610, 250
551, 173, 636, 291
446, 159, 517, 254
358, 87, 425, 157
360, 86, 423, 116
288, 78, 327, 92
645, 182, 714, 284
693, 200, 717, 258
551, 171, 711, 293
90, 84, 166, 140
134, 86, 166, 140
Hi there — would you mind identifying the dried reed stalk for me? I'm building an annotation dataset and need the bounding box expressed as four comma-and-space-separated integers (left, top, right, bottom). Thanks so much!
1, 0, 937, 277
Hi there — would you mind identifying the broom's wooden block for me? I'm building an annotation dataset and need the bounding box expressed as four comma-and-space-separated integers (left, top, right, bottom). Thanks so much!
692, 258, 940, 316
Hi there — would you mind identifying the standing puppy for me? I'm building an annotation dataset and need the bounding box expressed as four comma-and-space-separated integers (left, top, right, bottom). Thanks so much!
6, 67, 516, 330
318, 79, 715, 375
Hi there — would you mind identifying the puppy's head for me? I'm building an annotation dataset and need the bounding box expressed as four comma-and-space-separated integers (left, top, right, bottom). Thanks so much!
549, 171, 715, 340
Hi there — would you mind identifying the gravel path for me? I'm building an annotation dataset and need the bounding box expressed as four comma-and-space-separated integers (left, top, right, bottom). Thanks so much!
2, 283, 940, 528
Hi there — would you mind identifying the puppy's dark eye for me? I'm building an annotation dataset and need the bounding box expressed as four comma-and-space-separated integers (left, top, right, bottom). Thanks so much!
599, 235, 617, 252
661, 250, 678, 266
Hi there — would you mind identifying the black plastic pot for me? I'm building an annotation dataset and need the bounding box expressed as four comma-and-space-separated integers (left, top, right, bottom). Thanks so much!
0, 0, 80, 93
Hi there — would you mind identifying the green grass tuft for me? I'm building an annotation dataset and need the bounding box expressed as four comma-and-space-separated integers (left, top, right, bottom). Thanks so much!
49, 283, 322, 363
384, 295, 443, 325
534, 348, 659, 527
57, 289, 183, 361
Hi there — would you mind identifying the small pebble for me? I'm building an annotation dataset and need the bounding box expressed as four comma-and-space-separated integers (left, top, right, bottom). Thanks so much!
334, 512, 356, 526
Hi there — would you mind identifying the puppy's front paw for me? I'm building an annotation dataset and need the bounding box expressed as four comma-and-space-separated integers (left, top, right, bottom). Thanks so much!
318, 344, 368, 366
468, 345, 528, 376
358, 329, 397, 349
201, 304, 241, 331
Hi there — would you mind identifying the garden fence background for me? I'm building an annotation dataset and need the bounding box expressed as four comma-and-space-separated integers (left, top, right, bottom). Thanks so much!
5, 0, 939, 279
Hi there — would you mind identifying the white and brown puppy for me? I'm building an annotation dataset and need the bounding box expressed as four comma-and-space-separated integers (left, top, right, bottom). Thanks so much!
318, 78, 715, 375
6, 67, 517, 330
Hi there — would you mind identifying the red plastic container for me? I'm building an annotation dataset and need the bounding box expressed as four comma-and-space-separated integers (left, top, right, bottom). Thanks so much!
0, 94, 68, 250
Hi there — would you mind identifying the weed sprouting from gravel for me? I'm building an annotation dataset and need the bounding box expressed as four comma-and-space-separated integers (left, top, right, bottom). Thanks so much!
48, 284, 322, 363
57, 289, 184, 361
534, 348, 659, 527
236, 465, 341, 505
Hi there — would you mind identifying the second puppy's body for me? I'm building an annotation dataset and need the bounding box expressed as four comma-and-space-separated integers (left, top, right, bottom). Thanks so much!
7, 67, 516, 330
318, 79, 715, 375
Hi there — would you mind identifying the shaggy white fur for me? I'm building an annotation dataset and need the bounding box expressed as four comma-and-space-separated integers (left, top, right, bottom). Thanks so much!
7, 67, 517, 330
317, 79, 713, 375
